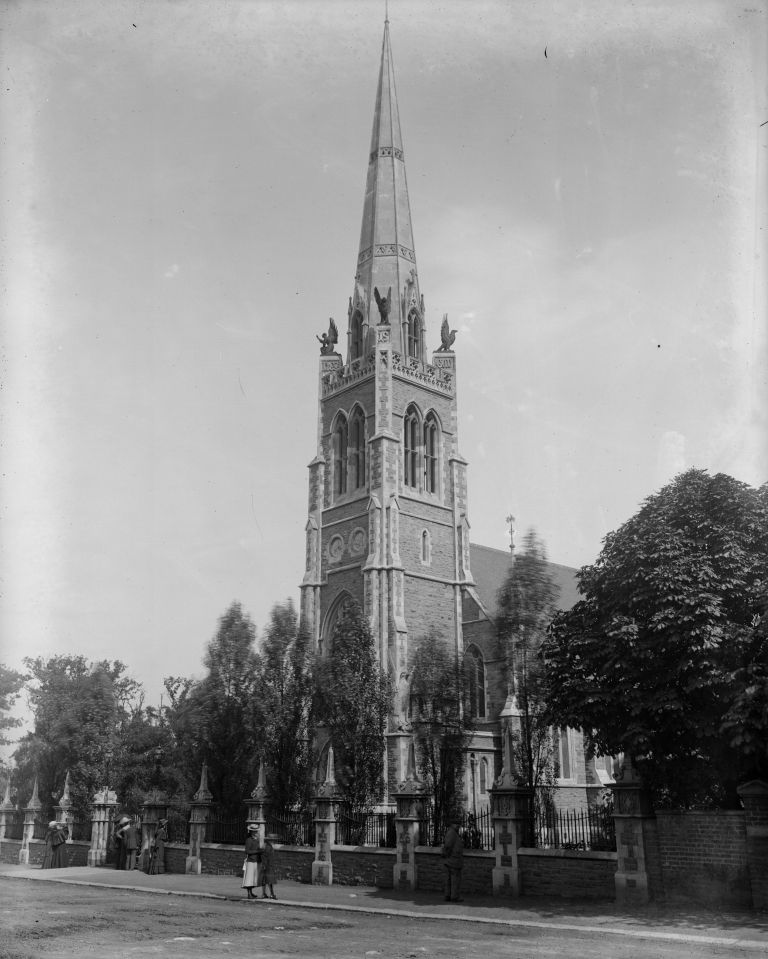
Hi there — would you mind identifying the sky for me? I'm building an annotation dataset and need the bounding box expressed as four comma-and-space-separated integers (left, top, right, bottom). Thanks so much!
1, 0, 766, 727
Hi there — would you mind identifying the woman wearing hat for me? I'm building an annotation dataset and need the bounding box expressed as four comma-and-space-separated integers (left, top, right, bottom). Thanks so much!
242, 824, 261, 899
149, 818, 169, 875
42, 821, 69, 869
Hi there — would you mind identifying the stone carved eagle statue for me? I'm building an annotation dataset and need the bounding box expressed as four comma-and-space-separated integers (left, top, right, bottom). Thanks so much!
373, 286, 392, 324
438, 314, 457, 352
317, 317, 338, 355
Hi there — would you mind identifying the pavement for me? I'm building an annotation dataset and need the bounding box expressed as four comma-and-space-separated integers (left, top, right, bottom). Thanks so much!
1, 862, 767, 951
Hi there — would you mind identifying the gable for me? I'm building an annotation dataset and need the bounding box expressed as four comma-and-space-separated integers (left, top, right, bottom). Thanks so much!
468, 542, 581, 621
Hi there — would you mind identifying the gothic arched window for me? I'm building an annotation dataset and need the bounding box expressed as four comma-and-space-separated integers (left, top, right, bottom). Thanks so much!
423, 414, 438, 494
407, 310, 421, 360
350, 407, 366, 490
403, 406, 420, 489
464, 645, 486, 719
333, 414, 348, 496
350, 311, 364, 361
480, 757, 489, 795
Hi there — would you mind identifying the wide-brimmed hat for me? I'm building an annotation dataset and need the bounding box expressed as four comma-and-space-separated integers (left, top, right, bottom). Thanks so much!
118, 816, 130, 825
246, 823, 259, 832
158, 818, 168, 826
48, 820, 57, 828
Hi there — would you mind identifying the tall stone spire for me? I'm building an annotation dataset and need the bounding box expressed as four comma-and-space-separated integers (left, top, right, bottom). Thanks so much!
349, 19, 423, 359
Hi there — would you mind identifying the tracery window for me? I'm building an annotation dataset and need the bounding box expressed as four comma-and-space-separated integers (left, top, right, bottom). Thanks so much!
424, 414, 438, 493
350, 311, 364, 361
403, 406, 419, 489
333, 414, 348, 496
350, 408, 366, 490
464, 645, 486, 719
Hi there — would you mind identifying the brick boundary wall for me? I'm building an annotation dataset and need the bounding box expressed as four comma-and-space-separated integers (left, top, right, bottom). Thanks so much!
653, 810, 750, 908
332, 846, 395, 887
414, 848, 495, 894
518, 848, 617, 900
0, 839, 90, 867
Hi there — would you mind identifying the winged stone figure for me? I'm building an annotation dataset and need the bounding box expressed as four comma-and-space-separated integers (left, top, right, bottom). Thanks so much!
317, 317, 339, 355
438, 314, 457, 352
373, 286, 392, 324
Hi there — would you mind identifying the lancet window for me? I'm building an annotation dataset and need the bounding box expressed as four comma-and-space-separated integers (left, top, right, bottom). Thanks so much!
403, 406, 420, 489
349, 407, 366, 490
407, 310, 421, 360
333, 414, 348, 496
424, 414, 438, 493
464, 645, 486, 719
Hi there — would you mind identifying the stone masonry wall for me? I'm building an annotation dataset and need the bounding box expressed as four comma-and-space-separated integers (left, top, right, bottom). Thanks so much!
654, 811, 750, 908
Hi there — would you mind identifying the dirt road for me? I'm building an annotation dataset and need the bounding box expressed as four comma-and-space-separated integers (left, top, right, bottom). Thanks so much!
1, 879, 763, 959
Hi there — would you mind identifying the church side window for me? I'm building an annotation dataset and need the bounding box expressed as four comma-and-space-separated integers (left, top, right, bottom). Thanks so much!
350, 408, 366, 490
350, 310, 364, 361
407, 310, 421, 360
423, 414, 438, 493
479, 757, 488, 795
555, 728, 573, 780
464, 645, 486, 718
421, 529, 431, 565
333, 415, 348, 496
403, 406, 419, 489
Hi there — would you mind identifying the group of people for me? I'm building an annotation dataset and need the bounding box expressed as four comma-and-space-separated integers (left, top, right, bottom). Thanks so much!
242, 825, 278, 900
41, 821, 69, 869
112, 815, 168, 874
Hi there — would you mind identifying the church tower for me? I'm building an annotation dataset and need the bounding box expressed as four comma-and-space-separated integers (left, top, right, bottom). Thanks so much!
300, 19, 474, 788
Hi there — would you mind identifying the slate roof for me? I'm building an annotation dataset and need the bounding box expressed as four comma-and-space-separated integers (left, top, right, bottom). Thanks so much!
469, 543, 582, 619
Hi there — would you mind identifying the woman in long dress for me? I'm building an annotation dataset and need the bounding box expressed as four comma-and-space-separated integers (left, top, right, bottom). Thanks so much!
149, 819, 169, 874
42, 821, 68, 869
241, 824, 261, 899
41, 821, 56, 869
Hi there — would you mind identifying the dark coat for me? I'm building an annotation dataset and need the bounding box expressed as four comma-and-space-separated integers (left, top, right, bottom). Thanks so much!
245, 835, 261, 862
260, 841, 274, 884
441, 824, 464, 869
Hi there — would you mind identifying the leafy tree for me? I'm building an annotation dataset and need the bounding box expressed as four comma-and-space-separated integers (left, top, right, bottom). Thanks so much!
312, 602, 392, 807
259, 600, 312, 808
0, 665, 26, 785
190, 601, 262, 815
410, 631, 473, 836
13, 656, 143, 821
543, 469, 768, 808
496, 529, 560, 795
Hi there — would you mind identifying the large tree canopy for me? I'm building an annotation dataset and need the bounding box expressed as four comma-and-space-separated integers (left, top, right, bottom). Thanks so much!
543, 469, 768, 808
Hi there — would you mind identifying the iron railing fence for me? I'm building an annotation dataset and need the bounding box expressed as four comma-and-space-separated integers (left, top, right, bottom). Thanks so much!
70, 817, 91, 842
336, 806, 397, 847
523, 804, 615, 851
265, 807, 315, 846
4, 813, 24, 840
418, 808, 495, 850
205, 809, 248, 845
32, 819, 48, 840
166, 805, 191, 845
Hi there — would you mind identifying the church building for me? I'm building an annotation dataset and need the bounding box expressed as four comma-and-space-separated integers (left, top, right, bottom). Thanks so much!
299, 19, 609, 812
